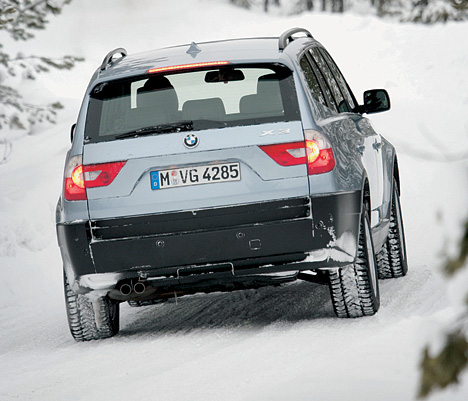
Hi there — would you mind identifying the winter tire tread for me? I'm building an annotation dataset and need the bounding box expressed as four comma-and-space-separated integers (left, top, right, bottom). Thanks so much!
328, 208, 380, 318
377, 179, 408, 279
64, 272, 120, 341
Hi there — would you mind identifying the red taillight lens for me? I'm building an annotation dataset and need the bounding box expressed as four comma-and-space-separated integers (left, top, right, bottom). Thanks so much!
64, 156, 126, 201
307, 148, 335, 175
307, 147, 335, 175
259, 130, 335, 175
259, 142, 307, 166
64, 155, 86, 201
83, 161, 126, 188
304, 129, 335, 175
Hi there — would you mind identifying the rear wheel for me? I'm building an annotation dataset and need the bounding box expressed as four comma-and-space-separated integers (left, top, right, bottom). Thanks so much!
328, 208, 380, 318
377, 179, 408, 279
64, 271, 120, 341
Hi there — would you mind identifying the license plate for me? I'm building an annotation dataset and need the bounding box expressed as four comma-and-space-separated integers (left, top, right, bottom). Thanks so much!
150, 162, 241, 190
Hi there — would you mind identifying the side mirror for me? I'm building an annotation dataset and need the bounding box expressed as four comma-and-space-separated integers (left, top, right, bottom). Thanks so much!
70, 123, 76, 143
361, 89, 390, 114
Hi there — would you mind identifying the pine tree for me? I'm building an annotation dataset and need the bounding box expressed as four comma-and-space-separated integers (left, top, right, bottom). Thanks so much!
449, 0, 468, 11
418, 220, 468, 398
373, 0, 468, 22
229, 0, 251, 8
263, 0, 281, 12
0, 1, 83, 132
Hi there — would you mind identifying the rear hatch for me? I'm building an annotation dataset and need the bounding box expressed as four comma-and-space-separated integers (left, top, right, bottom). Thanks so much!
83, 63, 309, 219
81, 63, 313, 270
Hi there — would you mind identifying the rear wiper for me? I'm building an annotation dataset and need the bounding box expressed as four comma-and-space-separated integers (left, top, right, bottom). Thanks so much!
115, 121, 193, 139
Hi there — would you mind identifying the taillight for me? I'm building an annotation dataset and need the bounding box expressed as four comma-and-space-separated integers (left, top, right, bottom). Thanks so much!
259, 130, 335, 175
83, 161, 126, 188
64, 156, 126, 201
64, 155, 86, 201
147, 61, 230, 74
304, 129, 335, 175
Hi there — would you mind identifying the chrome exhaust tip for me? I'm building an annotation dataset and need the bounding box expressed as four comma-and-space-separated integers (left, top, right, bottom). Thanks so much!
119, 283, 133, 296
133, 281, 146, 295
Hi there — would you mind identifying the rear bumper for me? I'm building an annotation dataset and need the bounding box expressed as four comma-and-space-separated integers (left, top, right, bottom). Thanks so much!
57, 192, 361, 293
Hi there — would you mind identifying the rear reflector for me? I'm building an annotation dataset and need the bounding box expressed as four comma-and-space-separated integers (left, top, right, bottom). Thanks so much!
64, 156, 126, 201
259, 130, 335, 175
148, 61, 230, 74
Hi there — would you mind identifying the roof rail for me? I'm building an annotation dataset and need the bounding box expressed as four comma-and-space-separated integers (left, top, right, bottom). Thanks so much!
279, 28, 313, 51
100, 48, 128, 71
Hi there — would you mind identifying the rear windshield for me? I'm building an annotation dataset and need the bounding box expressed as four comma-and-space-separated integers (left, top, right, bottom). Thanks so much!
84, 64, 300, 143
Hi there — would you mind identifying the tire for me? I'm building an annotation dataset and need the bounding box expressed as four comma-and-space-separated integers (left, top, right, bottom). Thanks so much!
64, 271, 120, 341
328, 208, 380, 318
377, 179, 408, 279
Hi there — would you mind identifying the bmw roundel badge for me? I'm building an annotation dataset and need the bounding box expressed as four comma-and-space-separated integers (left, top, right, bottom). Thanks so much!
184, 133, 199, 148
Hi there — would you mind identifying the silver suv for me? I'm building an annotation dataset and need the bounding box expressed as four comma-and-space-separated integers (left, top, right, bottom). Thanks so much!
56, 28, 407, 341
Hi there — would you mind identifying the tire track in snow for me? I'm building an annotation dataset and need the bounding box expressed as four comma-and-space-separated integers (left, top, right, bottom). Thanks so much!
378, 264, 449, 319
118, 264, 448, 339
119, 281, 334, 337
0, 139, 12, 165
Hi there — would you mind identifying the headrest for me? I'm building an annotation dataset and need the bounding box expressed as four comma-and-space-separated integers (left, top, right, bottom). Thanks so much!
137, 76, 179, 110
257, 73, 280, 94
182, 98, 226, 121
142, 76, 174, 92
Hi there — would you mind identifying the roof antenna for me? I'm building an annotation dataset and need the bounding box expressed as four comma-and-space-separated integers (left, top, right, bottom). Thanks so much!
186, 42, 202, 58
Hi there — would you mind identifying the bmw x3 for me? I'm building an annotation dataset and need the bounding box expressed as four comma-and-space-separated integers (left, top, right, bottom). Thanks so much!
56, 28, 408, 341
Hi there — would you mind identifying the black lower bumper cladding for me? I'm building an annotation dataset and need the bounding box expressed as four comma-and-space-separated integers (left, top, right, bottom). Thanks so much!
57, 192, 361, 286
90, 197, 313, 273
91, 218, 313, 273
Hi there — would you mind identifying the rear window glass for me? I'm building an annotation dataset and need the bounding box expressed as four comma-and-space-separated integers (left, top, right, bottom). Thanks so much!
84, 64, 300, 143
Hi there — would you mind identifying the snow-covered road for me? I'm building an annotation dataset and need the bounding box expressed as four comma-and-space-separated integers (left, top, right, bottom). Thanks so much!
0, 262, 457, 401
1, 1, 468, 400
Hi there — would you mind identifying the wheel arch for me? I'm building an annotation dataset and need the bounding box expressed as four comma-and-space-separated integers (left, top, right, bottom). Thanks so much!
362, 175, 371, 214
393, 156, 401, 195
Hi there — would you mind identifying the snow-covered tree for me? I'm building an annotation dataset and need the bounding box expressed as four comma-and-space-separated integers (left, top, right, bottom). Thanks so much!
369, 0, 468, 22
263, 0, 281, 12
229, 0, 468, 17
418, 221, 468, 398
230, 0, 347, 13
403, 0, 467, 22
300, 0, 345, 12
229, 0, 251, 8
0, 1, 83, 132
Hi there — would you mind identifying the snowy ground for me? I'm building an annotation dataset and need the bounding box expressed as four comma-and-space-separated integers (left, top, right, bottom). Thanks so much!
1, 1, 468, 400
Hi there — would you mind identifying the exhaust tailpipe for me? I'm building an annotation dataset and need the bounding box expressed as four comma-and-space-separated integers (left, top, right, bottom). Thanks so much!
119, 283, 133, 296
133, 281, 147, 295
